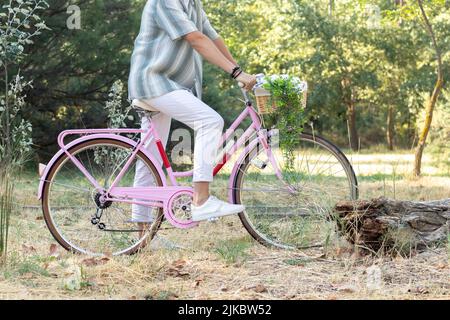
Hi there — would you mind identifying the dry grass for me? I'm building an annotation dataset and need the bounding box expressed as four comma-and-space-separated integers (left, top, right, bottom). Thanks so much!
0, 151, 449, 300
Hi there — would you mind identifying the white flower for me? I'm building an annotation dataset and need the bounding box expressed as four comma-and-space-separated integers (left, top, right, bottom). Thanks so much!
291, 77, 301, 84
296, 81, 308, 92
270, 75, 279, 81
255, 74, 308, 94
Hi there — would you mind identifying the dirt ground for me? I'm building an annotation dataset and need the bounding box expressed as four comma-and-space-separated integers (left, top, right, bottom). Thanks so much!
0, 216, 449, 300
0, 152, 449, 300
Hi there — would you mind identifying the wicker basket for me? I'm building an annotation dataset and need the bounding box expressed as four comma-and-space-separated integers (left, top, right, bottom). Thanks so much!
255, 88, 276, 115
254, 87, 308, 115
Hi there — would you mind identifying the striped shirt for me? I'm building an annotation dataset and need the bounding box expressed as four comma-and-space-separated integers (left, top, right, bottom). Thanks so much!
128, 0, 219, 101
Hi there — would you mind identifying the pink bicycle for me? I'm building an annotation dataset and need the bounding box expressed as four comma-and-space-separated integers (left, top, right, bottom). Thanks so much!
38, 84, 358, 256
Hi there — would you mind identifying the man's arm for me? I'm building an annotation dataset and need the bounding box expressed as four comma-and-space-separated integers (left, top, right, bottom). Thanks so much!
184, 31, 256, 90
153, 1, 255, 90
213, 37, 238, 67
185, 31, 235, 73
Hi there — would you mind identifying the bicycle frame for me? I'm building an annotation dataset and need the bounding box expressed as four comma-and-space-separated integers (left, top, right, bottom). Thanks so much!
38, 91, 283, 228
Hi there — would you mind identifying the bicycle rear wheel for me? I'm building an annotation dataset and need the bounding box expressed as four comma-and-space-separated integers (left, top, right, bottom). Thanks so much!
233, 132, 358, 251
42, 138, 164, 256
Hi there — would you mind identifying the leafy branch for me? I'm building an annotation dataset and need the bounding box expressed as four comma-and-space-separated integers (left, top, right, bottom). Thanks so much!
0, 0, 49, 168
262, 75, 308, 170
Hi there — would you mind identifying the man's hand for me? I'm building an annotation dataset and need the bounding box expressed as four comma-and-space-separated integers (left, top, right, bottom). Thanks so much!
236, 72, 257, 91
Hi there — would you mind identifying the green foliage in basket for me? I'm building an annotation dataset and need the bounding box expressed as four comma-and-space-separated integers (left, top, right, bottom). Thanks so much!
262, 75, 307, 170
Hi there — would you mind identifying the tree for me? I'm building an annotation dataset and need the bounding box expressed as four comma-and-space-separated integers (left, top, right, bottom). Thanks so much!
4, 0, 448, 159
13, 0, 145, 161
289, 1, 385, 150
413, 0, 445, 176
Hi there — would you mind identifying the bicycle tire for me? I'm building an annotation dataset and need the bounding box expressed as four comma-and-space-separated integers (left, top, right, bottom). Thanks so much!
41, 138, 164, 256
232, 132, 358, 250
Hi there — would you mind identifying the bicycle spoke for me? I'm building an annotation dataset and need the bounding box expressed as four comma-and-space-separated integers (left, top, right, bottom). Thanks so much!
44, 180, 92, 194
44, 140, 164, 256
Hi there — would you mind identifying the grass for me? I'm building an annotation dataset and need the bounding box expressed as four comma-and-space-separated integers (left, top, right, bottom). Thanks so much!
16, 260, 51, 278
0, 150, 448, 300
214, 237, 253, 264
4, 260, 47, 279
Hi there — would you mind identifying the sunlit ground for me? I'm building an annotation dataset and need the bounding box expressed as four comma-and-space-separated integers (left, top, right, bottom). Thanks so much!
1, 149, 449, 300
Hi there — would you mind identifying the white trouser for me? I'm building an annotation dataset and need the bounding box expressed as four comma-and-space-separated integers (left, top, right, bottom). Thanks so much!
131, 89, 224, 221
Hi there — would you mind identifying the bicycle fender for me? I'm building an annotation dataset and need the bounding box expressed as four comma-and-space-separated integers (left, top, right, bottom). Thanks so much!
37, 134, 167, 200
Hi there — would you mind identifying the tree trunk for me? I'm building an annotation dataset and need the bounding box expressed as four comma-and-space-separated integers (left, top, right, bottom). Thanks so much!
342, 78, 359, 151
328, 0, 334, 16
386, 105, 395, 151
346, 102, 359, 151
334, 197, 450, 253
413, 0, 444, 177
414, 78, 444, 176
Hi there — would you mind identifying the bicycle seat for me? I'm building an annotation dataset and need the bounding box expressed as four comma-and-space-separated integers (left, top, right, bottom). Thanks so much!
132, 99, 160, 118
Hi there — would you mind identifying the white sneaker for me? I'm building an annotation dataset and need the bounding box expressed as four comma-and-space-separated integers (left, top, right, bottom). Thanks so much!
191, 196, 245, 222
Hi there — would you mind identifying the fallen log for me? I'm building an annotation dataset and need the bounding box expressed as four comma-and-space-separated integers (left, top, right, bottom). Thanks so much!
333, 197, 450, 253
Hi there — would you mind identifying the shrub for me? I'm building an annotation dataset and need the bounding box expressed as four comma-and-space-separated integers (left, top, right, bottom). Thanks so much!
0, 0, 49, 262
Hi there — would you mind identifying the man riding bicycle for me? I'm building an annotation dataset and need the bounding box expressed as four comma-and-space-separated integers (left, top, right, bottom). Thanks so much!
128, 0, 257, 223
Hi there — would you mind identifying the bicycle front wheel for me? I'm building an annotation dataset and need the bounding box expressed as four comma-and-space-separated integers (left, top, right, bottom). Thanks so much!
42, 138, 164, 256
233, 132, 358, 251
